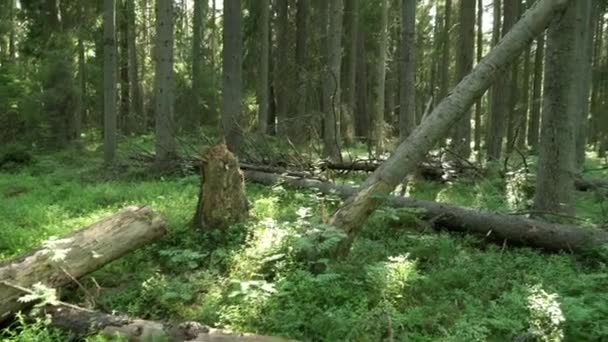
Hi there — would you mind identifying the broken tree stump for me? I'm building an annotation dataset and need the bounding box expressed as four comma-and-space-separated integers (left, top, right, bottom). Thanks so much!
0, 205, 167, 322
193, 144, 249, 230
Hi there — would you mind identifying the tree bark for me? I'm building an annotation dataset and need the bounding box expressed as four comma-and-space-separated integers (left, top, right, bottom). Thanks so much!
257, 0, 270, 134
45, 306, 294, 342
0, 206, 167, 322
192, 145, 248, 230
154, 0, 178, 171
275, 0, 290, 138
474, 0, 483, 152
450, 0, 475, 158
245, 171, 608, 253
328, 0, 573, 258
438, 0, 452, 103
191, 0, 206, 128
371, 0, 389, 153
527, 34, 544, 152
342, 0, 358, 145
322, 0, 344, 160
574, 0, 594, 171
399, 0, 416, 141
295, 0, 309, 143
486, 0, 517, 162
533, 0, 578, 216
104, 0, 118, 164
221, 0, 244, 154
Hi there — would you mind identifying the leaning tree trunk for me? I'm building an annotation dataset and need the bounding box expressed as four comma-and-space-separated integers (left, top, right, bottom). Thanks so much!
245, 171, 608, 253
328, 0, 573, 258
0, 206, 167, 322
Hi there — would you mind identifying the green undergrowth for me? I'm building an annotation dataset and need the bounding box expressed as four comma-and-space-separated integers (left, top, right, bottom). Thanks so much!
1, 147, 608, 341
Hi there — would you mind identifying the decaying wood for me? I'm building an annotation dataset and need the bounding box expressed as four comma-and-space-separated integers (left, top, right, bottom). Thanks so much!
193, 144, 249, 230
0, 206, 167, 322
45, 305, 296, 342
244, 171, 608, 253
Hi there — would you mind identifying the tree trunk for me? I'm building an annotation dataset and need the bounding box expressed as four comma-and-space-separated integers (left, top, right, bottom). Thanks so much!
221, 0, 243, 154
127, 0, 143, 133
0, 206, 167, 322
533, 0, 579, 216
245, 171, 608, 253
574, 0, 594, 171
119, 0, 131, 134
342, 0, 358, 145
45, 306, 294, 342
527, 34, 544, 152
474, 0, 483, 152
104, 0, 118, 164
517, 42, 531, 149
355, 31, 370, 140
191, 0, 206, 128
450, 0, 475, 158
438, 0, 452, 103
322, 0, 343, 160
371, 0, 388, 153
486, 0, 517, 162
505, 0, 522, 155
295, 0, 309, 143
154, 0, 178, 171
328, 0, 573, 258
589, 13, 604, 149
399, 0, 416, 141
193, 145, 248, 230
75, 3, 85, 142
257, 0, 270, 134
275, 0, 290, 138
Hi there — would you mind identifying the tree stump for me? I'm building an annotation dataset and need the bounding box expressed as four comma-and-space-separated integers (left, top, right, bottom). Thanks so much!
193, 144, 248, 230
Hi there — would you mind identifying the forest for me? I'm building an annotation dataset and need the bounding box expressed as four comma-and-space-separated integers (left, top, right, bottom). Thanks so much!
1, 0, 608, 340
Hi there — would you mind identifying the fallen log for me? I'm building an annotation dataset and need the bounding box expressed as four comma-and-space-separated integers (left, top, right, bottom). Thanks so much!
45, 305, 296, 341
574, 177, 608, 191
244, 171, 608, 253
0, 206, 167, 322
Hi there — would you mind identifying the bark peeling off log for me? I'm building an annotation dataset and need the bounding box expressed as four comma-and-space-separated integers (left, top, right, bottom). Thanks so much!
244, 171, 608, 253
0, 205, 167, 322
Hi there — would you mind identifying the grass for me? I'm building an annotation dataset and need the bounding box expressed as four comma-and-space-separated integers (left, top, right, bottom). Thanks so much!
1, 143, 608, 341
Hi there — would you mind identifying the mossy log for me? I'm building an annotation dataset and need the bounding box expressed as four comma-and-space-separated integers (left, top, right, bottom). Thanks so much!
0, 206, 167, 322
244, 171, 608, 253
45, 305, 296, 341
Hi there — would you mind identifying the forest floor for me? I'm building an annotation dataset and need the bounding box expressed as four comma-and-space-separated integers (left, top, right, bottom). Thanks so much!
1, 137, 608, 341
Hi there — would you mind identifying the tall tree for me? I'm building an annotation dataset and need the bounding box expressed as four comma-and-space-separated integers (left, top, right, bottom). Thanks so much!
574, 0, 594, 170
342, 0, 358, 144
191, 0, 206, 127
329, 0, 572, 258
221, 0, 243, 153
371, 0, 388, 153
474, 0, 483, 152
257, 0, 270, 134
323, 0, 344, 160
399, 0, 416, 140
119, 0, 130, 133
527, 34, 544, 151
104, 0, 118, 163
295, 0, 309, 142
486, 0, 516, 162
450, 0, 475, 158
275, 0, 290, 137
154, 0, 178, 170
127, 0, 143, 132
438, 0, 452, 104
533, 0, 579, 215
